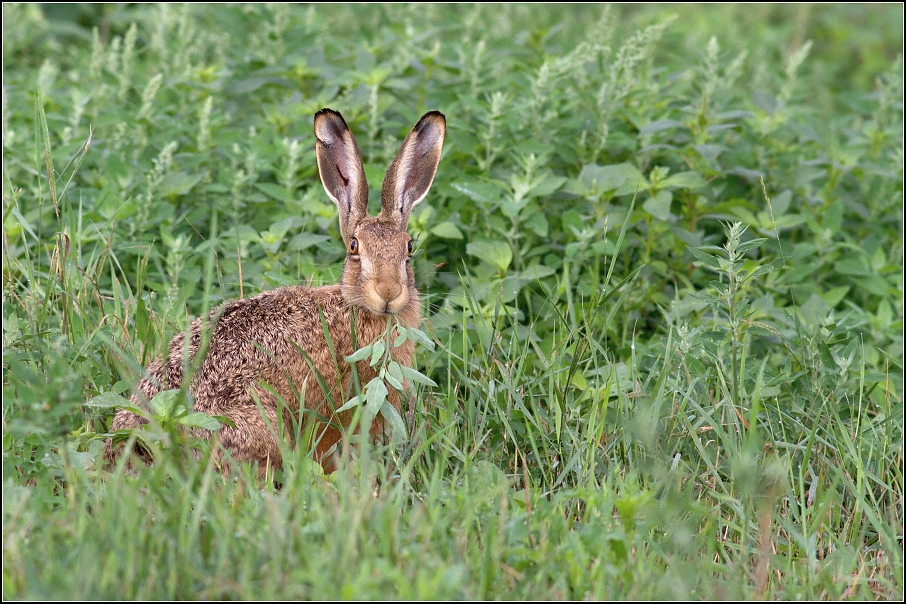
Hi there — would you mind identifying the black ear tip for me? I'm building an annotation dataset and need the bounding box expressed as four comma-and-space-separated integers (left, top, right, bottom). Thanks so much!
415, 111, 445, 133
422, 110, 445, 123
315, 108, 347, 126
314, 109, 352, 142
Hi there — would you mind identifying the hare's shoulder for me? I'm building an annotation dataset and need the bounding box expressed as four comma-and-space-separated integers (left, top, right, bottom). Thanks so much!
187, 285, 346, 376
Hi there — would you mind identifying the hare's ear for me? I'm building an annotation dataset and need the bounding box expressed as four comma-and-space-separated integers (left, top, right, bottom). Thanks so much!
380, 111, 445, 228
314, 108, 369, 243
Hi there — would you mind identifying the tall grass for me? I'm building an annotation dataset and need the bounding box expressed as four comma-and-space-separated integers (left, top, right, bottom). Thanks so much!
3, 3, 903, 599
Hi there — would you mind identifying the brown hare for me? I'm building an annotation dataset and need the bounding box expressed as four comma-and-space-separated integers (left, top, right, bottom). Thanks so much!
103, 108, 446, 476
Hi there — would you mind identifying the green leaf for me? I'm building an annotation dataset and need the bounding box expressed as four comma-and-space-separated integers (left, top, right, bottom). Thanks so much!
210, 415, 236, 429
399, 364, 438, 387
863, 373, 889, 384
467, 239, 513, 272
85, 392, 131, 408
525, 212, 549, 237
570, 372, 588, 389
149, 389, 186, 419
854, 275, 891, 297
85, 393, 143, 416
769, 189, 793, 215
518, 264, 557, 280
687, 291, 720, 305
752, 90, 779, 114
385, 361, 404, 391
694, 144, 724, 160
841, 338, 860, 365
369, 340, 386, 367
736, 238, 768, 255
450, 180, 502, 206
224, 77, 272, 94
365, 378, 388, 416
817, 339, 836, 368
10, 206, 38, 240
822, 200, 844, 235
254, 183, 297, 204
160, 172, 203, 197
530, 173, 566, 197
345, 344, 373, 363
287, 233, 330, 251
638, 119, 684, 136
773, 214, 807, 230
689, 247, 722, 270
729, 206, 760, 226
799, 294, 831, 326
336, 393, 366, 414
430, 221, 463, 239
136, 297, 150, 343
579, 162, 643, 194
748, 257, 786, 278
379, 401, 407, 437
561, 209, 584, 235
708, 280, 729, 297
405, 327, 435, 351
715, 110, 753, 120
643, 190, 672, 220
267, 216, 304, 235
661, 171, 707, 189
500, 194, 528, 219
835, 257, 869, 276
874, 298, 893, 327
819, 285, 851, 308
177, 412, 223, 430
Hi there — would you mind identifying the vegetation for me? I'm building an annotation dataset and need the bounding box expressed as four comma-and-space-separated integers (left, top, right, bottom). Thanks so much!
3, 3, 902, 599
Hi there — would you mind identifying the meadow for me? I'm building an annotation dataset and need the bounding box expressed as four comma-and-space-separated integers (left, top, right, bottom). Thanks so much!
2, 3, 903, 599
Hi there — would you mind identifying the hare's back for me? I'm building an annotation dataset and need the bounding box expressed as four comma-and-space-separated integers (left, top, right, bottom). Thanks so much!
202, 285, 346, 370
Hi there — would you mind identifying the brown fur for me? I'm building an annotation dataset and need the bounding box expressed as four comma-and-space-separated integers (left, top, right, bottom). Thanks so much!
103, 109, 445, 477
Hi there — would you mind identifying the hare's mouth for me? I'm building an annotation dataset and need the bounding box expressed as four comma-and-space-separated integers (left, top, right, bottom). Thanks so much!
343, 285, 409, 316
358, 303, 400, 317
358, 300, 394, 316
363, 294, 407, 316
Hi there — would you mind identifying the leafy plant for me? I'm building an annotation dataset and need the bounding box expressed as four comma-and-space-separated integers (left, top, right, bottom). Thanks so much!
339, 318, 438, 437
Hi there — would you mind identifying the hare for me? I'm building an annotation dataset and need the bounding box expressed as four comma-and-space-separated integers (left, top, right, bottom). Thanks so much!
103, 108, 446, 476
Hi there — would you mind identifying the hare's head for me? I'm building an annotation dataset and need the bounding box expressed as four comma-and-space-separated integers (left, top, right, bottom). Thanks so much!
314, 109, 445, 316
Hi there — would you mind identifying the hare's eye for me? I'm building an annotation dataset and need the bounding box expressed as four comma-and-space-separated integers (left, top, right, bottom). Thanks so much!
407, 239, 414, 255
348, 238, 359, 255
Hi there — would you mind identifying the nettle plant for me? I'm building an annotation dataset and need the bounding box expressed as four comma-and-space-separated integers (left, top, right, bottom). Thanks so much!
336, 317, 437, 438
682, 221, 786, 411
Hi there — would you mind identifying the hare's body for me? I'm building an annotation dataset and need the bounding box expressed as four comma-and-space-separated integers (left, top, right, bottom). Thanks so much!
103, 109, 445, 475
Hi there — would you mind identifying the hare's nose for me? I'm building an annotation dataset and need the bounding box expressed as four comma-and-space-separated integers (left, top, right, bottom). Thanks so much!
375, 280, 402, 303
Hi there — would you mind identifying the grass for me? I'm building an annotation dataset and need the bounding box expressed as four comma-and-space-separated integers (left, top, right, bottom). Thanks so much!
3, 3, 903, 599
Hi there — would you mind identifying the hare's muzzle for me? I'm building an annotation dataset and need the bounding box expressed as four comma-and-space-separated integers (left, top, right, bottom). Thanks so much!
374, 279, 403, 305
362, 262, 410, 315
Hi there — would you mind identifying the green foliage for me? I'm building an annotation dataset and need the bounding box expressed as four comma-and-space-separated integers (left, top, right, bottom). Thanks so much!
340, 318, 437, 436
2, 3, 902, 600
